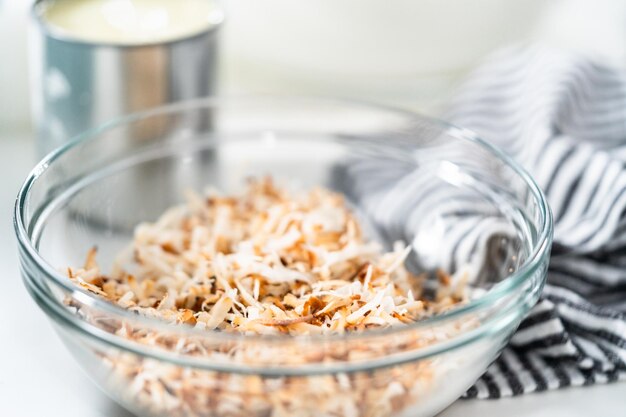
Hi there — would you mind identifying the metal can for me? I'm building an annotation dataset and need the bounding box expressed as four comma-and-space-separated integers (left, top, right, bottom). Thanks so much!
30, 0, 223, 156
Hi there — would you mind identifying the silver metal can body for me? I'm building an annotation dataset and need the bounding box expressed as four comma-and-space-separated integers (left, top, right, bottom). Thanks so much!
30, 0, 220, 156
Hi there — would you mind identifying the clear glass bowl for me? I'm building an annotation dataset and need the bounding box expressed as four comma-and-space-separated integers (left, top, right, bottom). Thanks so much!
15, 97, 552, 417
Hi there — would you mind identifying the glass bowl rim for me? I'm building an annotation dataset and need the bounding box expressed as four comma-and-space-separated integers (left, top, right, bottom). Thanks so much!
22, 262, 536, 375
15, 95, 553, 346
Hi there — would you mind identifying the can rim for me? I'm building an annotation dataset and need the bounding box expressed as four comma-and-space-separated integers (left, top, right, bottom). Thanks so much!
31, 0, 224, 48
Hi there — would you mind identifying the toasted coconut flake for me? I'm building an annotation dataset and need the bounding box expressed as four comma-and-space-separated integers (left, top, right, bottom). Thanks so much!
384, 245, 413, 274
84, 246, 98, 270
258, 315, 315, 327
205, 297, 233, 330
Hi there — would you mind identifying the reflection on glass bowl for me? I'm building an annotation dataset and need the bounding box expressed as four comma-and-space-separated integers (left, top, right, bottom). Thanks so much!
15, 97, 552, 417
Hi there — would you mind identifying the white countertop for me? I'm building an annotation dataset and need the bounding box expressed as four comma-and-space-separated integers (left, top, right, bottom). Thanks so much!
0, 133, 623, 417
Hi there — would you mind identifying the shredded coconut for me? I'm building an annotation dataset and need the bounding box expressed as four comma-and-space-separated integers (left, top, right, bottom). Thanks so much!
66, 177, 471, 417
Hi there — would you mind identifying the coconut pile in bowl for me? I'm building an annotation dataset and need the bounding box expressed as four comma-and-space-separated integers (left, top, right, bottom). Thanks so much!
64, 177, 473, 417
69, 177, 469, 334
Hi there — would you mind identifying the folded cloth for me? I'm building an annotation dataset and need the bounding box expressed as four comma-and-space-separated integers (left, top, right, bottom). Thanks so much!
338, 45, 626, 399
447, 45, 626, 398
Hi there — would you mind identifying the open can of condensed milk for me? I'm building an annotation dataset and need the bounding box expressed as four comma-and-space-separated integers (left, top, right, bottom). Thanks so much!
30, 0, 224, 155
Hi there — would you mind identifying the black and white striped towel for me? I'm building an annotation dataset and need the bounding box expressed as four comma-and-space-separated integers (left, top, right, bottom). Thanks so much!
343, 45, 626, 399
449, 45, 626, 399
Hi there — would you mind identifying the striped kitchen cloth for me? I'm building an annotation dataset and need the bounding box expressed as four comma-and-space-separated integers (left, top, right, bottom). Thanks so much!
341, 45, 626, 399
450, 45, 626, 399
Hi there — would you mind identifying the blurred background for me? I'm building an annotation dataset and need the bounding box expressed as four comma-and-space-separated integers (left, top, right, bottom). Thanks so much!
1, 0, 626, 134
